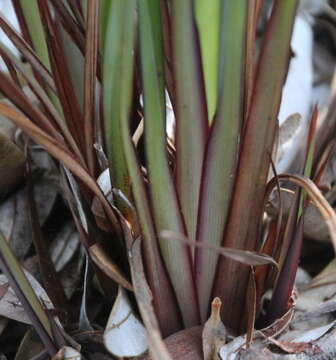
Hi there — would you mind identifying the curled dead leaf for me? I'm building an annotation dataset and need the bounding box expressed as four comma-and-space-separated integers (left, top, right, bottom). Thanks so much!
103, 287, 148, 357
89, 243, 133, 291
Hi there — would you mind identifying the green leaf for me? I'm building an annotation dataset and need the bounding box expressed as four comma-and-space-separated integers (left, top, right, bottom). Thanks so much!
195, 0, 220, 122
0, 233, 56, 354
100, 0, 112, 54
213, 0, 299, 330
16, 0, 51, 69
195, 0, 247, 322
139, 0, 200, 327
103, 0, 135, 200
113, 109, 183, 334
172, 0, 208, 254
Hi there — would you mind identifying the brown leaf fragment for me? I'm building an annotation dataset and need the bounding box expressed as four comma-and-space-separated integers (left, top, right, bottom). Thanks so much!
0, 132, 25, 197
258, 308, 294, 339
0, 283, 8, 300
89, 243, 133, 291
160, 230, 278, 268
268, 338, 319, 355
202, 297, 226, 360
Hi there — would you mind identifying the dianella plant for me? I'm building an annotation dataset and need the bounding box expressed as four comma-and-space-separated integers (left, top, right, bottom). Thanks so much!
0, 0, 336, 358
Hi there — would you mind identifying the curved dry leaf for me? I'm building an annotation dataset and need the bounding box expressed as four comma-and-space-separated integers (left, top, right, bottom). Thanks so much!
0, 148, 58, 258
266, 187, 330, 243
296, 260, 336, 315
91, 169, 113, 232
103, 287, 148, 357
0, 103, 120, 233
79, 255, 93, 331
268, 338, 314, 355
308, 259, 336, 289
160, 230, 278, 268
89, 243, 133, 291
14, 328, 45, 360
219, 309, 295, 359
280, 321, 336, 343
269, 174, 336, 250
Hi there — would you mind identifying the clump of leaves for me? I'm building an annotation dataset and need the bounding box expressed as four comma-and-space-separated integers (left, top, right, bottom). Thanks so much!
0, 0, 335, 359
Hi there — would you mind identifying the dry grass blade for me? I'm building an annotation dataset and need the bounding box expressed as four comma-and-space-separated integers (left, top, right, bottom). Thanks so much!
161, 231, 278, 268
128, 238, 173, 360
0, 102, 120, 232
313, 141, 335, 186
26, 151, 69, 313
66, 0, 86, 31
37, 0, 84, 152
273, 174, 336, 251
89, 243, 133, 292
0, 15, 55, 90
0, 43, 85, 165
0, 72, 62, 142
52, 0, 86, 57
83, 0, 99, 176
0, 47, 20, 85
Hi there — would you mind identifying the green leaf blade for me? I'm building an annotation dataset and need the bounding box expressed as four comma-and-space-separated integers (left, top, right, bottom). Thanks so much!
103, 1, 135, 200
213, 0, 299, 331
172, 0, 208, 254
15, 0, 51, 70
195, 0, 220, 122
0, 233, 56, 354
195, 0, 247, 322
139, 0, 200, 327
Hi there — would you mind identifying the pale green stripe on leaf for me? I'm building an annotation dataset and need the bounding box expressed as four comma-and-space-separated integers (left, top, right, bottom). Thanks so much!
18, 0, 51, 70
195, 0, 220, 122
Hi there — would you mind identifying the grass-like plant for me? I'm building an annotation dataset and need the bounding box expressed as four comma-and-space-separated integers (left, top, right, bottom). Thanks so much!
0, 0, 336, 358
